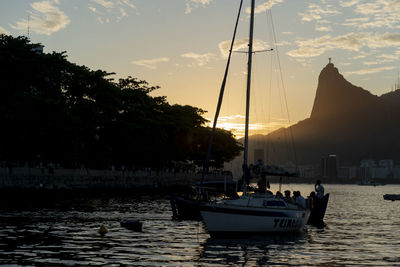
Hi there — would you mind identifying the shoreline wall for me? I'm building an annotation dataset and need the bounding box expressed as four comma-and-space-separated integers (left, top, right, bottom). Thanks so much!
1, 167, 400, 190
0, 167, 232, 189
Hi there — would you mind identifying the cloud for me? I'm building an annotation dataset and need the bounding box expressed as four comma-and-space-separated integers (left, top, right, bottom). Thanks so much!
352, 51, 370, 59
131, 57, 170, 69
185, 0, 212, 14
315, 26, 332, 32
219, 38, 271, 58
345, 0, 400, 29
378, 54, 399, 60
0, 26, 10, 35
10, 0, 70, 35
340, 0, 362, 7
119, 8, 128, 19
287, 32, 400, 58
342, 17, 369, 27
299, 3, 340, 22
91, 0, 114, 9
88, 6, 101, 14
181, 52, 216, 66
89, 0, 136, 22
119, 0, 136, 9
245, 0, 284, 14
345, 66, 396, 75
363, 59, 394, 66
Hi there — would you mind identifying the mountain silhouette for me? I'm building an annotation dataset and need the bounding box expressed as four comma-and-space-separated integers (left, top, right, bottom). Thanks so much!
249, 62, 400, 165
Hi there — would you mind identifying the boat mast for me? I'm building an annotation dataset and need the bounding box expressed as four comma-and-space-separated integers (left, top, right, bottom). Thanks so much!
243, 0, 255, 173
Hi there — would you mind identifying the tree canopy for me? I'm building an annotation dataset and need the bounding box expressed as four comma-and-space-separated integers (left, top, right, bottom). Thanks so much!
0, 34, 242, 169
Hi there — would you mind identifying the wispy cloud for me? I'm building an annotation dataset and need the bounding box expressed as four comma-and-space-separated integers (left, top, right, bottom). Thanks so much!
0, 26, 10, 35
88, 6, 103, 15
91, 0, 114, 9
299, 3, 340, 22
10, 0, 70, 35
345, 66, 396, 75
245, 0, 284, 15
120, 0, 136, 9
315, 25, 332, 32
131, 57, 170, 69
185, 0, 212, 14
339, 0, 362, 8
181, 52, 216, 67
287, 32, 400, 58
89, 0, 136, 23
219, 38, 271, 58
341, 0, 400, 29
342, 17, 369, 27
378, 54, 399, 60
363, 58, 395, 66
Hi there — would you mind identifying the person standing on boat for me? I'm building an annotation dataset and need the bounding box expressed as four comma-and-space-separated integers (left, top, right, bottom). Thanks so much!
315, 180, 324, 198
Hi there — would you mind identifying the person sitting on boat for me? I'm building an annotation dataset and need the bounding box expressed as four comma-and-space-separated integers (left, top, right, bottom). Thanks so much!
275, 191, 283, 198
315, 180, 324, 198
257, 176, 266, 193
284, 190, 294, 203
294, 191, 306, 209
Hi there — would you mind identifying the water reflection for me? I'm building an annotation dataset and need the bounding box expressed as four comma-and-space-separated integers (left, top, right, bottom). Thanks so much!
200, 231, 308, 266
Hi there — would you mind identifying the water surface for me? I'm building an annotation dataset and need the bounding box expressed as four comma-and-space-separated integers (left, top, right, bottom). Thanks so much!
1, 184, 400, 266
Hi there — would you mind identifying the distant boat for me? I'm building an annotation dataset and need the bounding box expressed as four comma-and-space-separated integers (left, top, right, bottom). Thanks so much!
383, 194, 400, 201
198, 0, 310, 236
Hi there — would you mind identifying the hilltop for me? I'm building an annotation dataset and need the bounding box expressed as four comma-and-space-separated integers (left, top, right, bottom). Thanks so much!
248, 62, 400, 165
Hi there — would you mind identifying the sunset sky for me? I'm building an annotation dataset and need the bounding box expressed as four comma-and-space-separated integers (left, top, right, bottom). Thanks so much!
1, 0, 400, 138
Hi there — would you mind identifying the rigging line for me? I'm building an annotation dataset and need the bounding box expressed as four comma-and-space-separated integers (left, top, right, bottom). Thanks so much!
262, 11, 273, 164
266, 47, 273, 164
267, 9, 299, 169
268, 16, 290, 165
201, 0, 244, 185
265, 11, 287, 165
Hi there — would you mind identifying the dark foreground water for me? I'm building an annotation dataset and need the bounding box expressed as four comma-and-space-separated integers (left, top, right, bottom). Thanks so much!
1, 184, 400, 266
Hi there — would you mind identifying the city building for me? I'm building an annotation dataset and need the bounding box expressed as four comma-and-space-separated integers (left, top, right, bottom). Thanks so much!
321, 155, 338, 178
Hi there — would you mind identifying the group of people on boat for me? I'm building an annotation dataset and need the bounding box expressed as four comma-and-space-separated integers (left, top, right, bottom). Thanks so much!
256, 179, 325, 211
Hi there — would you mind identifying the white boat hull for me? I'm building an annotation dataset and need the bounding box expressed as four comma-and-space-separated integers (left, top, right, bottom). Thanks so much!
200, 202, 310, 234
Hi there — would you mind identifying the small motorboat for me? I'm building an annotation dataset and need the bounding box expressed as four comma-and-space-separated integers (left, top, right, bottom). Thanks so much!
308, 194, 329, 227
383, 194, 400, 201
120, 220, 143, 231
170, 181, 238, 221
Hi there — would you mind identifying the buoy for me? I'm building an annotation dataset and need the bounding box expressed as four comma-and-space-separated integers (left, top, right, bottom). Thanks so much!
98, 224, 108, 236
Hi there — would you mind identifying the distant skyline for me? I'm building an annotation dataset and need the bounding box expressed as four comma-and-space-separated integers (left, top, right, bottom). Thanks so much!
1, 0, 400, 138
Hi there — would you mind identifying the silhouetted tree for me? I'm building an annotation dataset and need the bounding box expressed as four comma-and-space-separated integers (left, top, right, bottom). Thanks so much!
0, 34, 242, 169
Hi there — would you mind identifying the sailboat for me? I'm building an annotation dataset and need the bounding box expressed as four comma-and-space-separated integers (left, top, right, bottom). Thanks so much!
199, 0, 310, 235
